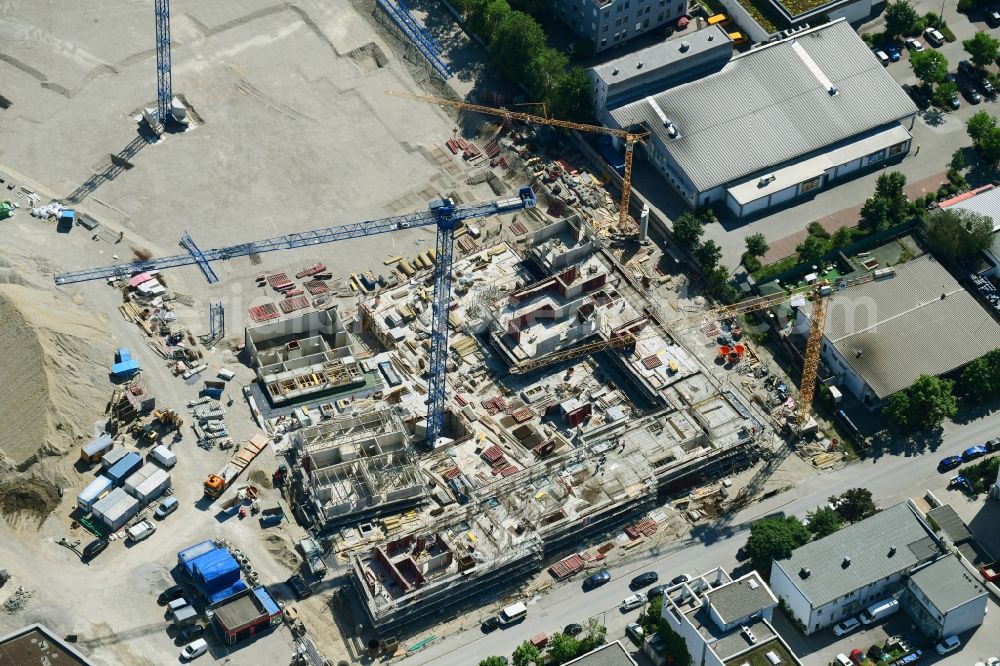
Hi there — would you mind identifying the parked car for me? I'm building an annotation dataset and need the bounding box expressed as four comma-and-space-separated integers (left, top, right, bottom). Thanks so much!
158, 584, 185, 606
630, 571, 659, 589
959, 59, 976, 76
903, 84, 930, 109
180, 638, 209, 661
882, 43, 902, 61
583, 570, 611, 590
850, 648, 865, 666
893, 649, 922, 666
126, 520, 156, 543
82, 538, 109, 562
647, 584, 669, 599
924, 27, 946, 46
154, 496, 179, 520
176, 624, 206, 644
938, 455, 963, 471
670, 574, 691, 585
833, 617, 860, 636
987, 438, 1000, 452
481, 616, 500, 633
287, 574, 311, 600
963, 444, 988, 461
626, 622, 645, 645
873, 49, 891, 66
949, 474, 974, 493
986, 657, 1000, 666
935, 635, 961, 655
620, 593, 646, 612
564, 623, 583, 636
904, 37, 925, 51
980, 76, 996, 97
948, 92, 961, 110
835, 654, 853, 666
964, 86, 983, 104
989, 8, 1000, 26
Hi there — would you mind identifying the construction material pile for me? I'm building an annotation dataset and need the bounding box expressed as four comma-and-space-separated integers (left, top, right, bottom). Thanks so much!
3, 586, 32, 613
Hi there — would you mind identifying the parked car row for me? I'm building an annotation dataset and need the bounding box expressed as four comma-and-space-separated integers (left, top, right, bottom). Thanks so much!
938, 440, 1000, 472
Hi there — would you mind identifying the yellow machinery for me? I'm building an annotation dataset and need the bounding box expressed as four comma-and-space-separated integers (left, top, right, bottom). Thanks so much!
386, 90, 650, 233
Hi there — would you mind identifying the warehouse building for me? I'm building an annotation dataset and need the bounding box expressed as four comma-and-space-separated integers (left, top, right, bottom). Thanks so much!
552, 0, 688, 54
770, 502, 940, 634
793, 255, 1000, 406
602, 20, 918, 218
211, 586, 282, 645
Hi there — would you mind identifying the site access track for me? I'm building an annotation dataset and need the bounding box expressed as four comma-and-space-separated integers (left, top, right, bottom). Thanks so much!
204, 433, 269, 499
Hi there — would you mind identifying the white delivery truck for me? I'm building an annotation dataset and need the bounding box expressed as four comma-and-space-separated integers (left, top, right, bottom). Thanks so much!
498, 601, 527, 626
860, 598, 899, 624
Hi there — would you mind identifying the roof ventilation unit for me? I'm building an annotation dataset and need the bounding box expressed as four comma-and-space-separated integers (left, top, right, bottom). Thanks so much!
766, 651, 782, 665
800, 567, 811, 578
680, 41, 690, 52
741, 625, 757, 644
843, 556, 852, 567
666, 123, 679, 138
637, 61, 644, 69
747, 578, 759, 590
889, 545, 897, 556
828, 85, 839, 96
612, 68, 620, 76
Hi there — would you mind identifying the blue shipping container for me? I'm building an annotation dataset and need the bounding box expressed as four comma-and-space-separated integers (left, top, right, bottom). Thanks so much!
193, 549, 240, 589
106, 451, 142, 485
178, 541, 218, 575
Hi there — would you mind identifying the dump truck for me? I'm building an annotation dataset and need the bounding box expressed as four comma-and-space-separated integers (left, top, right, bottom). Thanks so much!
203, 434, 267, 499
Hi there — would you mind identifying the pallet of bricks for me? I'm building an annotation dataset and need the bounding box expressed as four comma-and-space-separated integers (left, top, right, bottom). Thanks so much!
624, 517, 658, 540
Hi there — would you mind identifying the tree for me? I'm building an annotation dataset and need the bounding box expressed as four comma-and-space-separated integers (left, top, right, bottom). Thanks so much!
745, 516, 811, 571
480, 658, 509, 666
578, 619, 607, 653
923, 208, 995, 259
910, 49, 949, 85
656, 620, 692, 666
884, 374, 958, 429
490, 12, 546, 83
950, 149, 966, 171
640, 596, 663, 635
805, 506, 843, 538
745, 233, 769, 258
547, 68, 593, 122
831, 225, 855, 246
695, 239, 723, 270
528, 47, 569, 99
672, 212, 704, 251
978, 123, 1000, 166
548, 632, 581, 664
885, 0, 926, 37
966, 111, 997, 147
512, 640, 541, 666
874, 171, 908, 209
964, 31, 1000, 67
796, 234, 827, 261
830, 488, 879, 523
960, 356, 997, 402
706, 266, 738, 303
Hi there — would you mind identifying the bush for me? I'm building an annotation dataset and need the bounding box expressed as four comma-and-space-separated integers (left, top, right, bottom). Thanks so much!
806, 221, 831, 239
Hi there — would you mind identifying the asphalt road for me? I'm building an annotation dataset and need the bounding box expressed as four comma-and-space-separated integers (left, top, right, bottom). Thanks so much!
407, 409, 1000, 665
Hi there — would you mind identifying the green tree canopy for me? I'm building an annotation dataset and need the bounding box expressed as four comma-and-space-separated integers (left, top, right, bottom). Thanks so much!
745, 233, 769, 258
885, 0, 926, 36
884, 374, 958, 429
830, 488, 879, 523
959, 349, 1000, 402
695, 239, 723, 270
547, 68, 593, 122
745, 515, 811, 571
512, 640, 541, 666
480, 658, 509, 666
964, 31, 1000, 67
910, 49, 949, 84
806, 506, 843, 538
548, 632, 581, 664
490, 12, 546, 83
656, 620, 693, 666
578, 619, 608, 654
978, 122, 1000, 166
923, 208, 995, 260
672, 212, 704, 251
967, 111, 997, 147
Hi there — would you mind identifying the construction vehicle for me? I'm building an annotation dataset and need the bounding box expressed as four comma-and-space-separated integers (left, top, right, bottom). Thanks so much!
203, 434, 268, 499
386, 90, 649, 234
154, 408, 183, 429
0, 200, 13, 220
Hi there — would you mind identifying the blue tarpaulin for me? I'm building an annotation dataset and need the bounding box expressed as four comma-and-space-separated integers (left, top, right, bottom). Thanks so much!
208, 580, 248, 605
178, 541, 218, 575
192, 548, 240, 590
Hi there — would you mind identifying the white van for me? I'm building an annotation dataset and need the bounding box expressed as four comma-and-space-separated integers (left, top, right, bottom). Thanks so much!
860, 598, 899, 624
498, 601, 527, 626
150, 445, 177, 469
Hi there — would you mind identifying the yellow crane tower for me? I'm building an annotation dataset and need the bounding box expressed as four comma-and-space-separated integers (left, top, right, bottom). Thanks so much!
386, 90, 650, 232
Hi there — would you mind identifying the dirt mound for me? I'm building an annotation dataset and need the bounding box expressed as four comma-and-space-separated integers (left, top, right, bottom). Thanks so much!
247, 469, 273, 489
0, 479, 61, 528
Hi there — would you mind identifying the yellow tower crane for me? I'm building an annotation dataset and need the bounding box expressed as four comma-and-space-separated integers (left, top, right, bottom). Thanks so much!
385, 90, 650, 232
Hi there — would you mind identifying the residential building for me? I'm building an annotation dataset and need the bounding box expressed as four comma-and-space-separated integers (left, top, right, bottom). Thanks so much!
904, 555, 988, 639
553, 0, 688, 54
769, 502, 941, 635
793, 255, 1000, 406
718, 0, 875, 43
653, 567, 799, 666
0, 624, 94, 665
566, 640, 638, 665
601, 20, 917, 218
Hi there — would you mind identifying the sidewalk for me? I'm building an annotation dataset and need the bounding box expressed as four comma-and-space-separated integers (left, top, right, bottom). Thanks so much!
759, 171, 947, 266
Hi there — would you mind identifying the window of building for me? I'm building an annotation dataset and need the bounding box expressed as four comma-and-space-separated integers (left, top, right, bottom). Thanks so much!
888, 141, 906, 156
645, 6, 651, 12
866, 150, 886, 165
657, 11, 663, 19
601, 37, 607, 46
603, 8, 610, 17
602, 24, 608, 32
664, 7, 671, 17
615, 16, 622, 25
622, 27, 627, 36
592, 21, 597, 30
593, 8, 598, 16
800, 176, 822, 193
617, 4, 623, 13
624, 0, 629, 8
643, 17, 649, 26
635, 21, 642, 29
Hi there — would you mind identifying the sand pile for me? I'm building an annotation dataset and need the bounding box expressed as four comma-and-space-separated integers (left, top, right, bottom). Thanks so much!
0, 281, 113, 525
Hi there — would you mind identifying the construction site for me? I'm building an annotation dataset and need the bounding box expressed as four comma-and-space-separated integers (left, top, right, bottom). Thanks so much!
0, 0, 844, 664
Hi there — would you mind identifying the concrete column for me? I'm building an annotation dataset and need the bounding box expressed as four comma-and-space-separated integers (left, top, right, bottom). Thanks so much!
639, 205, 650, 244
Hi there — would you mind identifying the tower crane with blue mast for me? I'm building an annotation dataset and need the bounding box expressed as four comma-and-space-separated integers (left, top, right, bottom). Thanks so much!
154, 0, 173, 125
54, 187, 537, 448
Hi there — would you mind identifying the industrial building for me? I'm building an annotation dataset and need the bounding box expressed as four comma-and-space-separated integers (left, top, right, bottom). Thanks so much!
211, 586, 282, 645
122, 462, 171, 503
91, 487, 140, 531
770, 502, 941, 634
652, 568, 798, 666
245, 309, 367, 406
550, 0, 688, 54
792, 255, 1000, 406
0, 624, 94, 665
598, 20, 917, 218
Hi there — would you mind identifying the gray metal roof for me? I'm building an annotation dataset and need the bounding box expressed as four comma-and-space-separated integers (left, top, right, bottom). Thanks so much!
824, 254, 1000, 399
944, 186, 1000, 232
926, 505, 973, 543
772, 502, 939, 607
706, 572, 777, 626
609, 19, 917, 192
909, 556, 986, 613
566, 641, 637, 666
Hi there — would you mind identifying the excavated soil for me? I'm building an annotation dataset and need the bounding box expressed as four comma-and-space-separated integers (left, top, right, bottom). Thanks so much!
247, 469, 273, 489
0, 480, 61, 528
